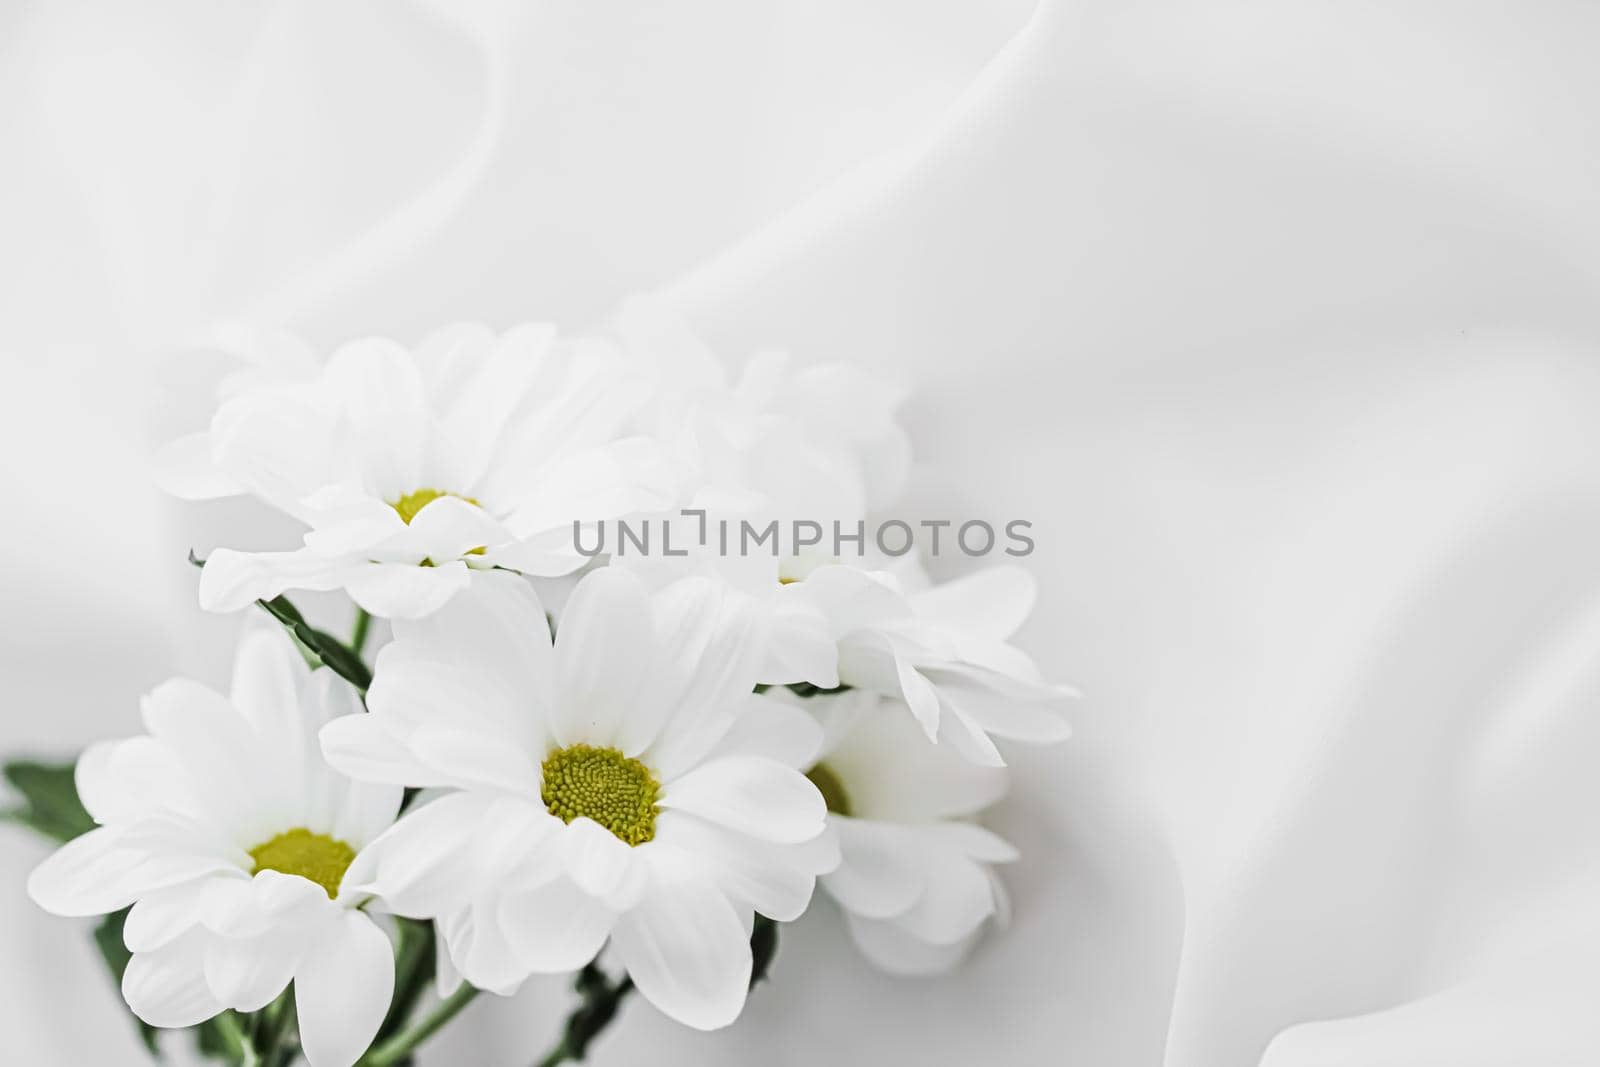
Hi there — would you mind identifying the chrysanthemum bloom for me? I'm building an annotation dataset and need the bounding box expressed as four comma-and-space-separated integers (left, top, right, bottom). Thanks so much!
27, 628, 403, 1067
783, 688, 1017, 974
158, 323, 669, 618
322, 569, 836, 1029
793, 561, 1075, 766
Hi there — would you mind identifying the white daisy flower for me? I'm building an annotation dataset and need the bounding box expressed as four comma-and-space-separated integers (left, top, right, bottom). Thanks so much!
26, 627, 404, 1067
785, 688, 1017, 975
320, 568, 837, 1030
158, 323, 669, 618
798, 560, 1075, 766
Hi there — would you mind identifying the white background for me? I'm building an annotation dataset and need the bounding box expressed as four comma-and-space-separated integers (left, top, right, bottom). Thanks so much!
4, 2, 1600, 1064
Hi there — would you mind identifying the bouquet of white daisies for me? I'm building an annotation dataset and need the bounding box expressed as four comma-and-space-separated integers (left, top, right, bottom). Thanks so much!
9, 306, 1072, 1067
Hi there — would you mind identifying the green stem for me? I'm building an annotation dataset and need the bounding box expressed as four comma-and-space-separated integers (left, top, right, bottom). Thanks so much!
350, 609, 373, 657
213, 1012, 260, 1067
532, 918, 780, 1066
358, 985, 478, 1067
253, 993, 296, 1067
534, 966, 633, 1067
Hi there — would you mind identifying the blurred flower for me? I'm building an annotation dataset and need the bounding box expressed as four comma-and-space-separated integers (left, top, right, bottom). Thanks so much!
322, 569, 836, 1029
26, 627, 403, 1067
782, 688, 1016, 974
158, 323, 669, 618
794, 560, 1074, 766
617, 297, 912, 520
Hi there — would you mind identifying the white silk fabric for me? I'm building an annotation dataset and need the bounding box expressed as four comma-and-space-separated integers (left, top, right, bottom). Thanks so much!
3, 2, 1598, 1064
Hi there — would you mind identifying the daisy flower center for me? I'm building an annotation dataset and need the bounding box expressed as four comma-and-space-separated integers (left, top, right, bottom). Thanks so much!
541, 744, 661, 846
249, 828, 357, 899
390, 488, 480, 525
805, 762, 853, 817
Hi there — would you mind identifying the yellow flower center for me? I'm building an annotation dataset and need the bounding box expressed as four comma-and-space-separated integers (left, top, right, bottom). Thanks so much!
805, 763, 853, 817
541, 744, 661, 846
390, 488, 480, 526
249, 828, 357, 899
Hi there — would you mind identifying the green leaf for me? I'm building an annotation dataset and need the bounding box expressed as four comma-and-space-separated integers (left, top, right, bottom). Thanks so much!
785, 682, 850, 699
2, 759, 93, 843
189, 552, 371, 692
196, 1013, 244, 1062
256, 595, 373, 692
749, 915, 780, 986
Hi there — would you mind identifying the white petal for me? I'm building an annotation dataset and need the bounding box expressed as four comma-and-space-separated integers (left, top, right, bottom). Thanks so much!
205, 932, 301, 1012
822, 819, 928, 921
199, 548, 359, 614
759, 587, 840, 688
422, 322, 550, 490
124, 879, 221, 952
482, 534, 597, 578
209, 870, 331, 939
435, 899, 526, 996
344, 561, 472, 619
832, 630, 908, 698
712, 694, 825, 769
407, 724, 541, 797
330, 779, 404, 852
908, 566, 1037, 644
655, 811, 834, 922
320, 715, 450, 790
896, 658, 945, 743
320, 338, 428, 499
140, 678, 271, 835
659, 756, 826, 844
609, 854, 751, 1031
230, 624, 312, 733
843, 911, 981, 976
386, 568, 555, 732
636, 578, 766, 773
301, 497, 406, 555
366, 656, 536, 760
122, 932, 226, 1028
558, 817, 647, 910
497, 437, 669, 538
295, 911, 395, 1067
935, 700, 1007, 768
498, 876, 615, 971
342, 792, 496, 917
28, 825, 235, 917
75, 736, 195, 824
921, 821, 1019, 863
889, 839, 1001, 945
925, 664, 1074, 745
551, 568, 653, 749
801, 565, 912, 635
805, 688, 882, 758
209, 385, 340, 519
434, 929, 464, 998
387, 495, 510, 560
826, 698, 1009, 821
